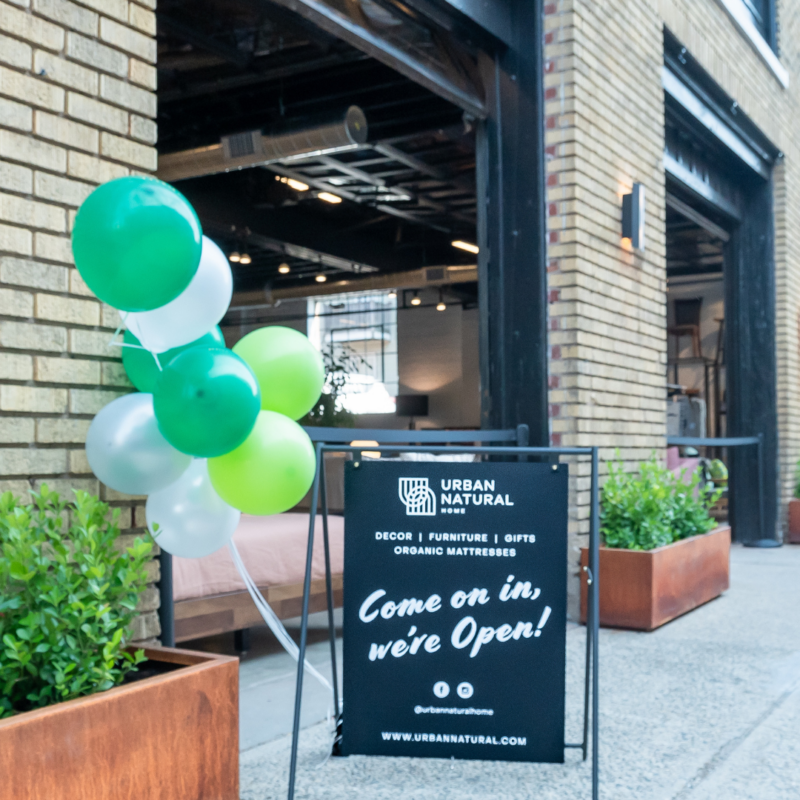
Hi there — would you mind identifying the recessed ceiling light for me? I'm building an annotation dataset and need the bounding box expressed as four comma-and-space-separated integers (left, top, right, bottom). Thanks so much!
277, 176, 309, 192
239, 253, 251, 265
278, 263, 291, 274
318, 192, 342, 204
229, 251, 241, 263
315, 273, 327, 283
451, 240, 479, 254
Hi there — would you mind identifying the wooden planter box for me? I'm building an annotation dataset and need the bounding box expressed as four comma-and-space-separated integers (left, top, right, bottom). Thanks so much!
0, 646, 239, 800
580, 525, 731, 631
788, 499, 800, 543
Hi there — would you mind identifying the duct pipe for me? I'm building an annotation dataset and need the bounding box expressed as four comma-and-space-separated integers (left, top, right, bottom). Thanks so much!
157, 106, 368, 182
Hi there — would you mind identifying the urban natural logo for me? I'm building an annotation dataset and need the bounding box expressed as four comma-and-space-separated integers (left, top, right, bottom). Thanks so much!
399, 478, 437, 516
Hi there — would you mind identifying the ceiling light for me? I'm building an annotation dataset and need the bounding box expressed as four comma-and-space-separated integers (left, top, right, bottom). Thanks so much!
229, 251, 241, 263
387, 290, 397, 299
410, 291, 421, 306
277, 176, 309, 192
278, 263, 291, 274
451, 240, 479, 255
315, 273, 327, 283
318, 192, 342, 204
436, 290, 446, 311
239, 252, 251, 265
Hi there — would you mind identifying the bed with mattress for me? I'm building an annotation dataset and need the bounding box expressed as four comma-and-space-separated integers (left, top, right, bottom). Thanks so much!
172, 512, 344, 643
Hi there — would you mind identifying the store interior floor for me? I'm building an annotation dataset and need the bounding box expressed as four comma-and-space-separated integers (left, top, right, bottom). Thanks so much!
212, 545, 800, 799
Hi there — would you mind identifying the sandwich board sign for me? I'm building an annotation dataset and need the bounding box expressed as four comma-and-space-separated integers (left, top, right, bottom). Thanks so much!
342, 460, 568, 762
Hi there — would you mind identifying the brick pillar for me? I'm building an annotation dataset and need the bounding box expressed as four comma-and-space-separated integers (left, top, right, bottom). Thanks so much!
543, 0, 667, 616
0, 0, 159, 641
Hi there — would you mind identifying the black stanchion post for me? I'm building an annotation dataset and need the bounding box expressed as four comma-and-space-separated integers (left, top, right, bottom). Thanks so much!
287, 443, 323, 800
158, 549, 174, 647
590, 446, 600, 800
320, 450, 340, 720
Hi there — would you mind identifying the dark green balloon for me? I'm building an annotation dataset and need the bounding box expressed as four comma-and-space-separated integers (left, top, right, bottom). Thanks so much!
122, 326, 225, 393
153, 348, 261, 458
71, 176, 202, 312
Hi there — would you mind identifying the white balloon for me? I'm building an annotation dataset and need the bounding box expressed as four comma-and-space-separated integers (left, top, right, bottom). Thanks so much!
146, 459, 240, 558
86, 393, 191, 495
121, 236, 233, 353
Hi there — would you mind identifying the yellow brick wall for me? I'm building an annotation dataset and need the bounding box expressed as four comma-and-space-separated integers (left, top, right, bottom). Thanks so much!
546, 0, 800, 614
0, 0, 159, 641
544, 0, 668, 614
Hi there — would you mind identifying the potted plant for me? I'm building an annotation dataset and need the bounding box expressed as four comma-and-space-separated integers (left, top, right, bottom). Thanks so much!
788, 460, 800, 543
580, 457, 730, 631
0, 487, 238, 800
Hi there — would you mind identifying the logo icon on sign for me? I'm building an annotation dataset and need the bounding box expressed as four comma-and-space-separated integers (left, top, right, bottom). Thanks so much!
398, 478, 436, 516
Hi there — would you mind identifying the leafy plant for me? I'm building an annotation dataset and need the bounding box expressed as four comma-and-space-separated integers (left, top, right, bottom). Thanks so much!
795, 459, 800, 500
0, 487, 152, 717
302, 345, 371, 428
601, 455, 722, 551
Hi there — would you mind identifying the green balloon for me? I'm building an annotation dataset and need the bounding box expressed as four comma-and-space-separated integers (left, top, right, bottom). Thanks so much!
208, 410, 316, 515
72, 176, 202, 312
233, 326, 324, 420
122, 326, 225, 393
153, 348, 261, 458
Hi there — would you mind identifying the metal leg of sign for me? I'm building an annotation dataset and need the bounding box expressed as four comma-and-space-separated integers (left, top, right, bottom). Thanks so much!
319, 453, 341, 719
287, 444, 323, 800
582, 589, 591, 762
590, 447, 600, 800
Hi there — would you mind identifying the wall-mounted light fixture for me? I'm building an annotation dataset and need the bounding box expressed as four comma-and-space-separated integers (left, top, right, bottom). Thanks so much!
622, 183, 645, 250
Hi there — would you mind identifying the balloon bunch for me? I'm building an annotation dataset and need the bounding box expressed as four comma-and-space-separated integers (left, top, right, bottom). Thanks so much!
72, 177, 324, 559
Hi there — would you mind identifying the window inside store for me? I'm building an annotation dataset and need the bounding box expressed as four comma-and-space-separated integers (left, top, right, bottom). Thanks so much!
307, 290, 399, 414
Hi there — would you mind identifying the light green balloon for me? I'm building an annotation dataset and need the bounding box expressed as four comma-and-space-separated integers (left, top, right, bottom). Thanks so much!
208, 410, 316, 515
233, 326, 324, 420
122, 326, 225, 393
71, 176, 202, 312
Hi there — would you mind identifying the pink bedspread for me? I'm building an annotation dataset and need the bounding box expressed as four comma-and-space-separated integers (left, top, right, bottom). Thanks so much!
172, 513, 344, 602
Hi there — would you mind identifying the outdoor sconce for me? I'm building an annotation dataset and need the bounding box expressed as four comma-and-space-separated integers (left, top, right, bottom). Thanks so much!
622, 183, 645, 250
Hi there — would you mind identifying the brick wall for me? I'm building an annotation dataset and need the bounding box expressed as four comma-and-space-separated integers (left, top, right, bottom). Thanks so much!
544, 0, 800, 615
0, 0, 159, 641
543, 0, 668, 615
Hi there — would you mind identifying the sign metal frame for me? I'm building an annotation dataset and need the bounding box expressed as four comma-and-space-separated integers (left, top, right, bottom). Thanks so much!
287, 434, 600, 800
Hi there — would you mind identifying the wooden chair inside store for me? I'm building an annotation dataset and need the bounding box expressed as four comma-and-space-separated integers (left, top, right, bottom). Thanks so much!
669, 298, 703, 359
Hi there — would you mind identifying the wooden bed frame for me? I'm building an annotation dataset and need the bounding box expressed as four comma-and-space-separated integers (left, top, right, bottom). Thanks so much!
174, 575, 344, 643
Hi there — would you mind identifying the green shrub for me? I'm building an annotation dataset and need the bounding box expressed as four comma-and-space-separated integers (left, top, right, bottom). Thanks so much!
601, 455, 721, 551
0, 487, 152, 717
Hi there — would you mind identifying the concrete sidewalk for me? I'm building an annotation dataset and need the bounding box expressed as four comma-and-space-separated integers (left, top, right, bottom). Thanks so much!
238, 545, 800, 799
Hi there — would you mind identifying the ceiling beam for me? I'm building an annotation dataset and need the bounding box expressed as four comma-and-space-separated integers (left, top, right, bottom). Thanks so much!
228, 263, 477, 307
184, 183, 430, 273
158, 15, 251, 68
255, 0, 486, 118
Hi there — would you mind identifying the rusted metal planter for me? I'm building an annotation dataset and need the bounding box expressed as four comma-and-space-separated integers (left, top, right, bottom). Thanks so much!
0, 646, 239, 800
580, 525, 731, 631
788, 499, 800, 543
